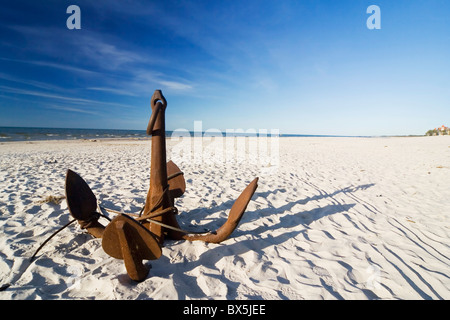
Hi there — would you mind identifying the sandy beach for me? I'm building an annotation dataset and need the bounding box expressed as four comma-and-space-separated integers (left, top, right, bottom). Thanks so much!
0, 135, 449, 300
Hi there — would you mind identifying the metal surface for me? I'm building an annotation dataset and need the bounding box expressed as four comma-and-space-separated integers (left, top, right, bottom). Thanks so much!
65, 169, 105, 238
102, 214, 161, 282
181, 177, 258, 243
166, 160, 185, 199
143, 90, 175, 244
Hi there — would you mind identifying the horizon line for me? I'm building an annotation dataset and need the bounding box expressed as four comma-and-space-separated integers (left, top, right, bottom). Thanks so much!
0, 125, 428, 138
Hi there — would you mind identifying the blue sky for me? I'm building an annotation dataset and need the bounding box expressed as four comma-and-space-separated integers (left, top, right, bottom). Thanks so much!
0, 0, 449, 136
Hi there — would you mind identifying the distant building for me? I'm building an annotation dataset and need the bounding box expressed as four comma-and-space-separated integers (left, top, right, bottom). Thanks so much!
426, 125, 449, 136
440, 125, 449, 133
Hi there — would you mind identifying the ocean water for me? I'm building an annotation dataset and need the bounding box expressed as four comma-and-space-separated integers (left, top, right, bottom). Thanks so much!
0, 127, 149, 142
0, 126, 356, 142
0, 127, 282, 142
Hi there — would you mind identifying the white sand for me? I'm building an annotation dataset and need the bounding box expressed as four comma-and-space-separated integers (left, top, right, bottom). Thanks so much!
0, 136, 449, 300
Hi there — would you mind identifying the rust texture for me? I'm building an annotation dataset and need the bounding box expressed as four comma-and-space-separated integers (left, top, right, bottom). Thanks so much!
102, 214, 161, 281
65, 169, 105, 238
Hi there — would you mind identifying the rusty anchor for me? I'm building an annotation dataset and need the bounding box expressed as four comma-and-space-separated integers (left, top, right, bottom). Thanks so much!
63, 90, 258, 282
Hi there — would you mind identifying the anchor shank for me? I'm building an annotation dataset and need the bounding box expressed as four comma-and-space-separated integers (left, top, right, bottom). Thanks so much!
144, 91, 183, 243
149, 101, 169, 197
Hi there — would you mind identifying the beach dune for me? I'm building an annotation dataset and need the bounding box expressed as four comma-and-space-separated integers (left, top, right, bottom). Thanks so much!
0, 136, 449, 300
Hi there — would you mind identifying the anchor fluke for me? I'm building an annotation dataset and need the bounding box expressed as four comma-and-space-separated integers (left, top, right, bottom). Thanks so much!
102, 214, 162, 282
167, 160, 185, 199
65, 169, 105, 238
180, 177, 258, 243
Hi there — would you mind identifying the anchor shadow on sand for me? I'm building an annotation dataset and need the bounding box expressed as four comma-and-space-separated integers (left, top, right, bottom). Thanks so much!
148, 183, 373, 299
176, 183, 374, 236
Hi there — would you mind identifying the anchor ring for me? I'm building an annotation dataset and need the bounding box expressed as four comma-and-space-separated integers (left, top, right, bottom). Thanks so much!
151, 89, 167, 109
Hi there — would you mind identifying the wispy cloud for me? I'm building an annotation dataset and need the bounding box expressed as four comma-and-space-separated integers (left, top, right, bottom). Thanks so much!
0, 57, 99, 76
4, 24, 196, 97
0, 85, 133, 109
0, 85, 93, 103
87, 70, 195, 97
87, 87, 137, 97
159, 80, 193, 91
0, 71, 64, 91
44, 105, 99, 115
73, 34, 149, 70
7, 25, 158, 71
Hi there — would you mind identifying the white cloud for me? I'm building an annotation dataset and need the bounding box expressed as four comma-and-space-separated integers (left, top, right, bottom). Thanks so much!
0, 85, 133, 109
0, 57, 99, 76
74, 34, 148, 70
4, 25, 196, 97
159, 80, 193, 91
88, 71, 195, 97
0, 71, 63, 91
87, 87, 137, 96
7, 25, 158, 71
45, 105, 99, 115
